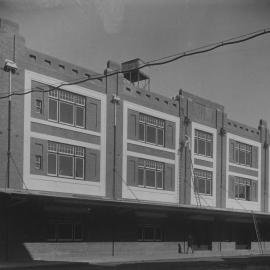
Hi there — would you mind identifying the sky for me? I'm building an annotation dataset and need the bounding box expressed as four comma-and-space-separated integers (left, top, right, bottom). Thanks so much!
0, 0, 270, 128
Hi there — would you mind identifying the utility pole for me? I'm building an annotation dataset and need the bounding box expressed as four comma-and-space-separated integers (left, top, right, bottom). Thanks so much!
3, 59, 17, 189
3, 58, 17, 262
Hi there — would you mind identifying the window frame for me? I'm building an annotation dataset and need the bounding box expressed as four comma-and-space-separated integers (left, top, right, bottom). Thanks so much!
137, 225, 163, 242
48, 89, 86, 129
138, 113, 165, 147
234, 141, 252, 167
194, 129, 213, 158
47, 221, 83, 242
234, 177, 253, 201
137, 159, 164, 190
47, 141, 85, 181
194, 169, 213, 196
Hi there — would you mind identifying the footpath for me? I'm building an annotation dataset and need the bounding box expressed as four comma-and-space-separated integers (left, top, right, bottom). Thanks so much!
2, 251, 270, 270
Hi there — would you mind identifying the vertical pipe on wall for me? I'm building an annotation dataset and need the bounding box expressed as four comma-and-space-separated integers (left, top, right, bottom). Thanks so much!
263, 127, 268, 212
220, 111, 225, 209
184, 98, 189, 204
7, 70, 11, 189
177, 90, 182, 205
111, 72, 119, 257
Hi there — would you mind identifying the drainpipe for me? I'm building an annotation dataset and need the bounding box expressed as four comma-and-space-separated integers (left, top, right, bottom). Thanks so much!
220, 112, 226, 209
184, 97, 190, 204
111, 70, 120, 257
263, 126, 268, 212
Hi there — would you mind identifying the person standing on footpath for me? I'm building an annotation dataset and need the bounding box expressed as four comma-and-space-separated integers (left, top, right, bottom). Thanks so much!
186, 234, 194, 254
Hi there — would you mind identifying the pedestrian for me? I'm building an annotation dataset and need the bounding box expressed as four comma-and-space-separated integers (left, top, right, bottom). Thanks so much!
186, 234, 194, 254
178, 243, 182, 253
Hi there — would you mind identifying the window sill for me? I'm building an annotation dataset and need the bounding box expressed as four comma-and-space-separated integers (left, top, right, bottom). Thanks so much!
127, 139, 175, 153
229, 162, 258, 172
31, 117, 101, 136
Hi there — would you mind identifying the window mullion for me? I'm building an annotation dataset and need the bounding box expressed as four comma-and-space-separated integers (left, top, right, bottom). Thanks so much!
73, 103, 75, 126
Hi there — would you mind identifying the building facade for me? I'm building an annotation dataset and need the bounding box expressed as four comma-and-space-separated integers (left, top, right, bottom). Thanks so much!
1, 18, 270, 261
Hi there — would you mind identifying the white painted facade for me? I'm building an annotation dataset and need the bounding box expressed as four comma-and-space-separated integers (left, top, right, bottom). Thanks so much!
122, 101, 180, 204
191, 122, 217, 207
226, 133, 261, 211
23, 70, 107, 196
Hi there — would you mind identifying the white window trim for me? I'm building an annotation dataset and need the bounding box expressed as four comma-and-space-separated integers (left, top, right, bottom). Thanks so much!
226, 132, 261, 211
24, 70, 107, 197
122, 100, 180, 204
191, 122, 217, 207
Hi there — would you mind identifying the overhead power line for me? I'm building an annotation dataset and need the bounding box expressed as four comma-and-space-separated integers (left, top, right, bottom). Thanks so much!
1, 27, 270, 100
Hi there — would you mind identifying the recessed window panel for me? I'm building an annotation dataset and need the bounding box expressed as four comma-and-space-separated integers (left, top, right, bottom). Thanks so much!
75, 106, 85, 127
35, 155, 42, 170
75, 157, 84, 179
139, 123, 145, 141
59, 155, 73, 177
48, 153, 57, 175
48, 99, 58, 121
146, 125, 156, 144
138, 167, 144, 185
246, 152, 252, 166
238, 185, 245, 199
145, 169, 155, 187
36, 99, 43, 114
239, 150, 245, 165
246, 185, 251, 201
206, 141, 212, 157
156, 171, 163, 189
157, 128, 164, 146
206, 180, 211, 195
198, 139, 206, 155
198, 178, 205, 194
59, 102, 74, 125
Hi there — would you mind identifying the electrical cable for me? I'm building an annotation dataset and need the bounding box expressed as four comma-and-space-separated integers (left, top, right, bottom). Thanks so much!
0, 27, 270, 100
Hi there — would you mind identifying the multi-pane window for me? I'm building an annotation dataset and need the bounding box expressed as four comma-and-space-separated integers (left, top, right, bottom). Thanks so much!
233, 177, 257, 201
48, 89, 86, 128
137, 226, 162, 241
137, 159, 164, 189
47, 221, 83, 241
48, 141, 85, 180
138, 113, 165, 146
194, 169, 212, 195
234, 142, 252, 167
194, 129, 213, 157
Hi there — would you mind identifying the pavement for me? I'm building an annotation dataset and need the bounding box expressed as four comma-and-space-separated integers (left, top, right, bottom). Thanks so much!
1, 251, 270, 270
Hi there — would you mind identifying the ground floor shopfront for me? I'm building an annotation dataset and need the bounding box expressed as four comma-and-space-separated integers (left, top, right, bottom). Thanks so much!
0, 191, 270, 262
